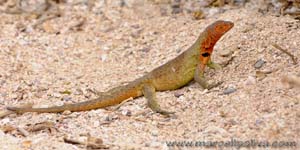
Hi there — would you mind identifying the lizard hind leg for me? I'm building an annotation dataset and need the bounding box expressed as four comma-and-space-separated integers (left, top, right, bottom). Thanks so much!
142, 84, 174, 115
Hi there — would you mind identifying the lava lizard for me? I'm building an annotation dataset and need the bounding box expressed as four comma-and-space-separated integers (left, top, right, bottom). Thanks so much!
7, 20, 234, 115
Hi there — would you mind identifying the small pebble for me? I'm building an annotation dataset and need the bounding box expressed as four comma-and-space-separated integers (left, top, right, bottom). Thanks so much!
172, 8, 182, 14
63, 96, 72, 102
0, 80, 5, 86
1, 118, 10, 124
100, 54, 107, 62
151, 130, 159, 136
223, 87, 237, 95
219, 49, 232, 57
256, 71, 267, 80
131, 24, 140, 29
192, 10, 205, 20
93, 120, 100, 127
147, 141, 161, 148
140, 47, 150, 53
171, 5, 182, 14
104, 115, 113, 121
1, 92, 7, 98
74, 88, 83, 95
62, 110, 72, 115
244, 76, 256, 85
11, 93, 18, 99
254, 59, 266, 69
52, 92, 62, 98
174, 90, 184, 98
121, 110, 132, 116
131, 30, 142, 38
255, 119, 264, 126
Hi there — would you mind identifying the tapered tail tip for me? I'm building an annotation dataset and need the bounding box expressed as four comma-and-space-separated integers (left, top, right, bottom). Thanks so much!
6, 107, 22, 113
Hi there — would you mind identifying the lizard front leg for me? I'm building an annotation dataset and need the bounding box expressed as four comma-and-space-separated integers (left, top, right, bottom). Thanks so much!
194, 64, 222, 90
142, 84, 174, 115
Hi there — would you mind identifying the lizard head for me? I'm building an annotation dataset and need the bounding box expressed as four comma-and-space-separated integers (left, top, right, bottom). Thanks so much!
211, 20, 234, 37
198, 20, 234, 70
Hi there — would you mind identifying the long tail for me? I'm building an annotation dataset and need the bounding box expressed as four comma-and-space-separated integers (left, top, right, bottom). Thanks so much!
7, 82, 143, 113
7, 97, 118, 113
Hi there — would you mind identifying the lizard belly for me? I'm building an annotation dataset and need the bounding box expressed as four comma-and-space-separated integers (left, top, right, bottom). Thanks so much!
107, 79, 144, 102
151, 65, 195, 91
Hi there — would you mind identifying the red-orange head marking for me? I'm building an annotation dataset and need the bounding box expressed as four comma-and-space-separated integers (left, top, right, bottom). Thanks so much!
199, 20, 234, 70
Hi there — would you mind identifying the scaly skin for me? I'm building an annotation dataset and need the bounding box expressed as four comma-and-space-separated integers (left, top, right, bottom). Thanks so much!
7, 20, 234, 115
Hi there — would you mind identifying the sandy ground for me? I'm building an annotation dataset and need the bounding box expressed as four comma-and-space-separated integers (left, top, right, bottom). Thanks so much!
0, 1, 299, 150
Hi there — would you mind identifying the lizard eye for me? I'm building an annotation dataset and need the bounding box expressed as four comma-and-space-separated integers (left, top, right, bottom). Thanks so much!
216, 25, 224, 32
202, 52, 210, 57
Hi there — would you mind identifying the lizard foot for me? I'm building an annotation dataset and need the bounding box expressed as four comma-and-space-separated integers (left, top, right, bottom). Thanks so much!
207, 61, 222, 70
206, 81, 223, 90
153, 108, 175, 116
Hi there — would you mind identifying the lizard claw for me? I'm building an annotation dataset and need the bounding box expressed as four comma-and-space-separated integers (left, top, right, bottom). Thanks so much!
155, 109, 175, 116
206, 81, 223, 90
207, 61, 222, 70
